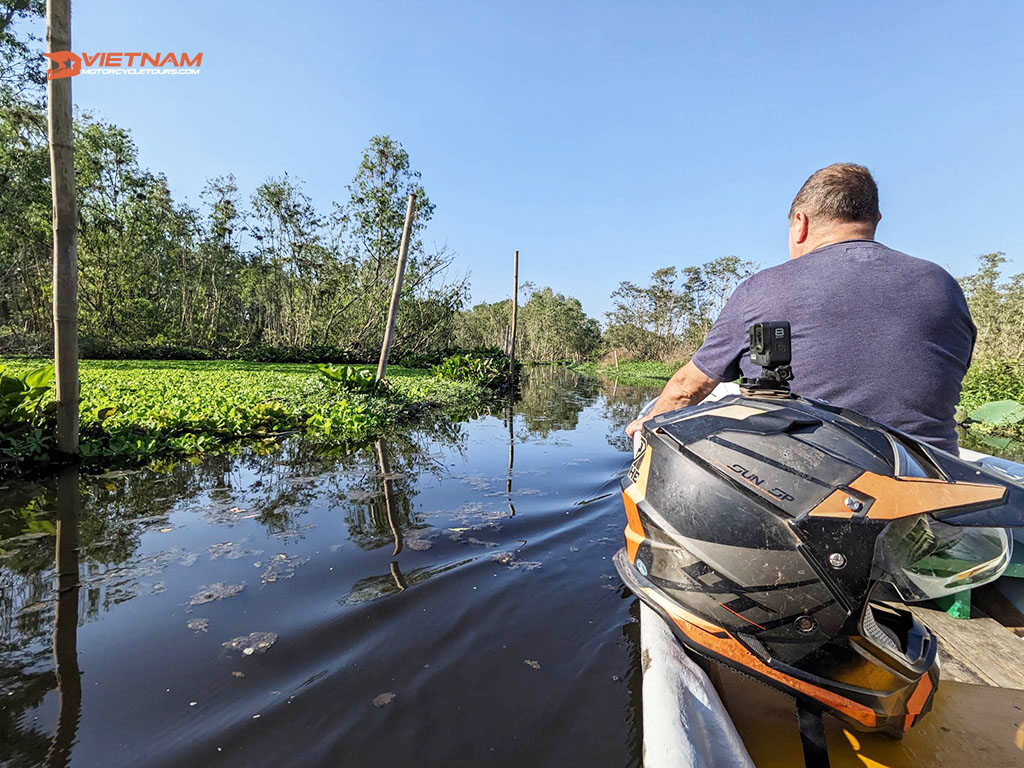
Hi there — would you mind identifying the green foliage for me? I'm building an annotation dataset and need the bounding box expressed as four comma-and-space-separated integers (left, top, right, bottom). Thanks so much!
575, 359, 680, 387
317, 363, 383, 393
968, 400, 1024, 426
396, 351, 447, 369
0, 359, 495, 467
0, 98, 466, 361
0, 363, 53, 422
431, 352, 513, 388
605, 257, 755, 361
455, 286, 602, 363
958, 253, 1024, 363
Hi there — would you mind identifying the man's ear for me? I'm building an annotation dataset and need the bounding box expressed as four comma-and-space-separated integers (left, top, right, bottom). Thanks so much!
794, 211, 809, 244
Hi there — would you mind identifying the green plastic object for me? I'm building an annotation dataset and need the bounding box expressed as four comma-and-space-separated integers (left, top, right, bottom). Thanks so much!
936, 591, 972, 619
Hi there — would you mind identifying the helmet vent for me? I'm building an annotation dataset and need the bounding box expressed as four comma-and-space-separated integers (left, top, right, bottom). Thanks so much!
739, 633, 771, 663
863, 604, 900, 653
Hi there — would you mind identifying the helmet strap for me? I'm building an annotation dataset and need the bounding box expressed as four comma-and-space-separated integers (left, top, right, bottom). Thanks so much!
796, 702, 832, 768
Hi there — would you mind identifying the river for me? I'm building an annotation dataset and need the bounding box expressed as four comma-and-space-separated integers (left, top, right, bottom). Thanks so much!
0, 367, 655, 767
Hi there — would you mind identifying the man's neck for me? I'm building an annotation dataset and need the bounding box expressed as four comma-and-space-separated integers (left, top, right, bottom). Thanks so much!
800, 224, 877, 257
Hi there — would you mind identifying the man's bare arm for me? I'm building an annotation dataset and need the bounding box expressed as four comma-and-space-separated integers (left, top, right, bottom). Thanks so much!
625, 361, 719, 438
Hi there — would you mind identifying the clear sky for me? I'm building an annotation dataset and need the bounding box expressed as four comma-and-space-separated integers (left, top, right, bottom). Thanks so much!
53, 1, 1024, 320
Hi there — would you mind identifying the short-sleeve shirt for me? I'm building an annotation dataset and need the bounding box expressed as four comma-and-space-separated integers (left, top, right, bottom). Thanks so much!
690, 240, 975, 454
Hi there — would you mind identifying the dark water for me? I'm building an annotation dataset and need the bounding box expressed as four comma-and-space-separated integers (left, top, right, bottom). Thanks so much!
0, 368, 657, 767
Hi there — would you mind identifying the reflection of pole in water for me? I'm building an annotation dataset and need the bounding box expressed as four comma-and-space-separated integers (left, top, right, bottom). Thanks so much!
47, 465, 82, 768
390, 561, 407, 592
506, 399, 515, 517
376, 440, 403, 556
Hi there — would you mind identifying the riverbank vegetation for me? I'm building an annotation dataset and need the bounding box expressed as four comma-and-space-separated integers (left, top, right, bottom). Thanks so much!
0, 358, 506, 468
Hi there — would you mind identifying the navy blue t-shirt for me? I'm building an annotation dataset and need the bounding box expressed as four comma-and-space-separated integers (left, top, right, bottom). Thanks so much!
691, 240, 975, 453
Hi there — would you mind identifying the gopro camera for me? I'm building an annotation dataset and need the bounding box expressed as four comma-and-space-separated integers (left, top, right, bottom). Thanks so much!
741, 321, 793, 395
749, 321, 791, 369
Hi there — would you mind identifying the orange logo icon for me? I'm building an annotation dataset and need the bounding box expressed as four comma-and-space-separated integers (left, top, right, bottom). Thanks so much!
43, 51, 82, 80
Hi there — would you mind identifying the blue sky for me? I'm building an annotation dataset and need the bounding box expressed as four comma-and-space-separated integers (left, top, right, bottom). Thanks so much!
53, 1, 1024, 319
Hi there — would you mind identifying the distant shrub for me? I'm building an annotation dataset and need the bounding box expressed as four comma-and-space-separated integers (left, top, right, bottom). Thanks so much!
431, 352, 515, 389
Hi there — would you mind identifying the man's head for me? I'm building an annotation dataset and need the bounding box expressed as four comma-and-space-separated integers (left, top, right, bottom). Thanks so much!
788, 163, 882, 259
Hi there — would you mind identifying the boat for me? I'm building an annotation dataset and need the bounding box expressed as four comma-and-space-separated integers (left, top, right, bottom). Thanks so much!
626, 382, 1024, 768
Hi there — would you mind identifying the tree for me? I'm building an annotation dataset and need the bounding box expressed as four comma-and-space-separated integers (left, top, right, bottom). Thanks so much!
0, 0, 46, 102
605, 256, 754, 361
455, 286, 601, 362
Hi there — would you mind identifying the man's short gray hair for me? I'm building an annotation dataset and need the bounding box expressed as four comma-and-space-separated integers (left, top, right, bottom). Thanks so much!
789, 163, 880, 224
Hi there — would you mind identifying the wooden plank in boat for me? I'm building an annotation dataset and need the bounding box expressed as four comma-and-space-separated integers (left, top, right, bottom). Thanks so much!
909, 605, 1024, 690
715, 663, 1024, 768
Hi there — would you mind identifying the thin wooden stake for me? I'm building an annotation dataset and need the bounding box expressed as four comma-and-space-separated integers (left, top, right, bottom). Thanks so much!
376, 193, 416, 380
47, 0, 79, 455
509, 250, 519, 381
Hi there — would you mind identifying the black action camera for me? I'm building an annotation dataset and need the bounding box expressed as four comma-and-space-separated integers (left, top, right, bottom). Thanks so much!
741, 321, 793, 395
749, 321, 791, 369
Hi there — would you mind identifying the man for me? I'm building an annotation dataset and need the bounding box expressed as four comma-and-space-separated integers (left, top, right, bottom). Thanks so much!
626, 162, 975, 454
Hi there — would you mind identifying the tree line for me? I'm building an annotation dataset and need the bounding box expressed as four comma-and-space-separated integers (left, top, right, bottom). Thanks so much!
3, 7, 1017, 368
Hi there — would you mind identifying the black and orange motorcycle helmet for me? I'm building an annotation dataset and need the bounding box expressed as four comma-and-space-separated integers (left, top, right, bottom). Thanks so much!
615, 382, 1023, 738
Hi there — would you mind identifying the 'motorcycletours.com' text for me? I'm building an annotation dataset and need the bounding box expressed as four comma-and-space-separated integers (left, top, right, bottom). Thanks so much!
42, 52, 203, 79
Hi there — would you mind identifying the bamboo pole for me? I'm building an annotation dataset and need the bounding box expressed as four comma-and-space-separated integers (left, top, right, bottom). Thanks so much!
47, 0, 79, 455
376, 193, 416, 380
509, 250, 519, 381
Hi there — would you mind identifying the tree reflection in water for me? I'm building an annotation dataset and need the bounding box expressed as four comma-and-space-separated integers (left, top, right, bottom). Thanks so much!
0, 368, 661, 765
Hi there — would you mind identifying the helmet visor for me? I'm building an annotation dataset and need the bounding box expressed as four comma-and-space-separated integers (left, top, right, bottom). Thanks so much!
872, 515, 1012, 601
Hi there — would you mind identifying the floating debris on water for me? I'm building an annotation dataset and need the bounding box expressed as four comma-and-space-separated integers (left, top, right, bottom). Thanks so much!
223, 632, 278, 655
209, 540, 263, 561
372, 692, 395, 707
404, 528, 436, 551
467, 537, 499, 548
492, 552, 541, 570
179, 552, 199, 567
448, 521, 502, 543
347, 489, 378, 502
448, 502, 505, 522
260, 553, 309, 584
524, 660, 541, 670
455, 473, 494, 491
202, 504, 261, 526
187, 618, 209, 633
189, 582, 246, 606
232, 671, 245, 678
151, 581, 166, 595
271, 524, 317, 542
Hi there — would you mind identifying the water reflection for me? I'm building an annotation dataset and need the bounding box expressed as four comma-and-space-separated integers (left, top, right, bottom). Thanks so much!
47, 467, 82, 768
0, 370, 657, 768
